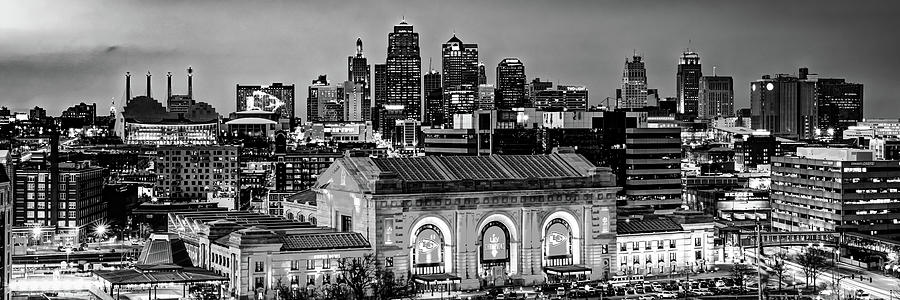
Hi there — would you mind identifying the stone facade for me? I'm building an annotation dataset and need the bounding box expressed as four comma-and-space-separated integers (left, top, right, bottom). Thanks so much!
313, 154, 621, 290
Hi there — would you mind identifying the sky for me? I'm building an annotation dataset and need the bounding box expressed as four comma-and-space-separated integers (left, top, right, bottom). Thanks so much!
1, 0, 899, 119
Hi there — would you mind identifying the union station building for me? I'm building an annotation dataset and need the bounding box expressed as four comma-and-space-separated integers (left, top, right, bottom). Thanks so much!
312, 153, 621, 290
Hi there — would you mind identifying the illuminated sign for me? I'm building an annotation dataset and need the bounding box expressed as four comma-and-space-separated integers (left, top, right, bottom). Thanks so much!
482, 224, 509, 261
415, 228, 442, 265
383, 219, 394, 245
312, 253, 340, 260
546, 221, 571, 257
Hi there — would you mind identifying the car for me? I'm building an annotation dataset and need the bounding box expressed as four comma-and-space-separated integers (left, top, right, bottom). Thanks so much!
856, 290, 871, 300
639, 295, 657, 300
695, 289, 714, 296
651, 283, 663, 290
658, 291, 678, 299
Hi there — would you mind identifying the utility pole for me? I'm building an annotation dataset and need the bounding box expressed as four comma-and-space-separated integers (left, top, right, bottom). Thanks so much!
756, 221, 764, 300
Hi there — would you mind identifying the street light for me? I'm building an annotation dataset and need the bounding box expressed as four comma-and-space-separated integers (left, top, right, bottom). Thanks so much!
65, 247, 73, 267
95, 224, 107, 240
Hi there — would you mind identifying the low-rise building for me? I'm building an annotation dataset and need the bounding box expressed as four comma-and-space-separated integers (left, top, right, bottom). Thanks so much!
615, 214, 717, 276
168, 211, 371, 300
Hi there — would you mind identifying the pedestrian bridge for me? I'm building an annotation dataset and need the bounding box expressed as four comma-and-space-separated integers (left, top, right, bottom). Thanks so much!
736, 231, 841, 248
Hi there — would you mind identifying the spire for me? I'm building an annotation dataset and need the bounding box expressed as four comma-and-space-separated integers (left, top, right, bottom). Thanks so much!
356, 37, 363, 57
187, 66, 193, 99
125, 72, 132, 103
166, 71, 173, 100
400, 16, 407, 25
145, 70, 152, 98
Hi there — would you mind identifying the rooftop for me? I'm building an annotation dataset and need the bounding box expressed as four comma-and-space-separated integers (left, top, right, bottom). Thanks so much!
367, 154, 595, 182
281, 232, 370, 251
617, 218, 684, 234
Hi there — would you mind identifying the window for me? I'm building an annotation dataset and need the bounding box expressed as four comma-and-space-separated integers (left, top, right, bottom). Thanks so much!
669, 240, 676, 249
322, 273, 331, 285
306, 276, 315, 286
695, 251, 702, 260
385, 257, 394, 267
290, 260, 300, 271
307, 260, 315, 270
644, 241, 650, 250
619, 243, 626, 252
321, 259, 330, 269
601, 245, 609, 254
631, 242, 638, 251
694, 237, 702, 247
669, 253, 677, 262
254, 277, 265, 289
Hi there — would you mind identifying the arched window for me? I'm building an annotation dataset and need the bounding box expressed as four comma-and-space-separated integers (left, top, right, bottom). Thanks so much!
413, 224, 444, 275
480, 221, 510, 263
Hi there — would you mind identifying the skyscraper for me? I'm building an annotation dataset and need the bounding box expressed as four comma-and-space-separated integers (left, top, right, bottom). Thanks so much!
423, 69, 443, 126
620, 55, 648, 109
495, 58, 526, 109
676, 51, 702, 115
307, 75, 345, 122
698, 76, 734, 119
441, 34, 479, 123
343, 81, 365, 122
373, 64, 387, 131
750, 71, 817, 140
382, 19, 422, 134
814, 78, 863, 139
348, 38, 372, 122
477, 62, 487, 85
477, 84, 495, 110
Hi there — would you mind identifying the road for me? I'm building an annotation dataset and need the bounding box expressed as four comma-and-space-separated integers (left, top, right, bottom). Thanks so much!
747, 248, 900, 300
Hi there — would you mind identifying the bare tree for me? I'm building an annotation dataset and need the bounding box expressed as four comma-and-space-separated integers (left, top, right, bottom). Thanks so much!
730, 262, 755, 289
796, 248, 830, 290
274, 279, 317, 300
769, 252, 788, 290
372, 269, 415, 300
338, 254, 379, 299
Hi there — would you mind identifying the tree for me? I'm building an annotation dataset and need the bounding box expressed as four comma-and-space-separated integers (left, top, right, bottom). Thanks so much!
797, 248, 831, 290
338, 254, 379, 300
274, 279, 317, 300
372, 269, 415, 300
769, 252, 789, 291
729, 262, 755, 289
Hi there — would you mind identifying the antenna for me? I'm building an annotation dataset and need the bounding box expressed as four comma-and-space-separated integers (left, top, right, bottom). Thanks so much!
429, 57, 433, 72
713, 66, 717, 76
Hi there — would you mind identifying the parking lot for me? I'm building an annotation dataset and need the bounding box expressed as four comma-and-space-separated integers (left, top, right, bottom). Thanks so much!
471, 276, 760, 300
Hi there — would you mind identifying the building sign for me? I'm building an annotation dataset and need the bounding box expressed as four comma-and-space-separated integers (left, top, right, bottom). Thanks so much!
599, 208, 611, 233
546, 220, 571, 257
415, 227, 442, 265
482, 223, 509, 261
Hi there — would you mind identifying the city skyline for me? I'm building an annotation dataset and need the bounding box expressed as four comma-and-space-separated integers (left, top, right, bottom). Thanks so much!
1, 0, 899, 120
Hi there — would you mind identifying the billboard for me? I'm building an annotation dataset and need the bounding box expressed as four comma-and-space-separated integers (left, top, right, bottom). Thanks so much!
482, 224, 509, 261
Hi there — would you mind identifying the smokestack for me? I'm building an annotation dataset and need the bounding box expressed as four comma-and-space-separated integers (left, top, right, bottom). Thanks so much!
166, 72, 173, 100
146, 71, 152, 98
125, 72, 132, 102
187, 66, 193, 99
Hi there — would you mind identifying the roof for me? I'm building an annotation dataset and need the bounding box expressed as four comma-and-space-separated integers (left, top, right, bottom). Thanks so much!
363, 154, 594, 182
225, 117, 277, 125
94, 267, 226, 286
617, 218, 684, 234
281, 232, 370, 251
446, 34, 462, 44
137, 233, 194, 267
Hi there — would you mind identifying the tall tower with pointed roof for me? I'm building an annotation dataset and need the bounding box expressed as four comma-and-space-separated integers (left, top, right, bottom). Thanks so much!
348, 37, 371, 121
439, 33, 479, 126
381, 18, 422, 134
